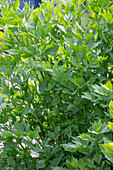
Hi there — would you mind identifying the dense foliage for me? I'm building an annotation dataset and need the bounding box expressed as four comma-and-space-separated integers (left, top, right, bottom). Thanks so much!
0, 0, 113, 169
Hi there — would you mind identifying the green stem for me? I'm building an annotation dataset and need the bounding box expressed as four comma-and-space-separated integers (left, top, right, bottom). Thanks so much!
96, 134, 99, 153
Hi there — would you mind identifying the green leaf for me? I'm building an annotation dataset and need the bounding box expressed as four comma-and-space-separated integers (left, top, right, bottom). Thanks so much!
0, 31, 6, 40
82, 92, 95, 101
24, 123, 29, 133
36, 160, 45, 169
87, 40, 101, 51
74, 77, 83, 86
92, 84, 107, 96
76, 21, 84, 32
75, 32, 82, 40
51, 107, 59, 116
33, 13, 39, 25
32, 146, 41, 152
78, 0, 85, 6
78, 158, 87, 169
39, 79, 47, 93
67, 157, 78, 168
99, 123, 109, 134
100, 138, 113, 155
79, 134, 91, 140
48, 131, 53, 139
28, 131, 36, 140
20, 53, 32, 59
14, 122, 23, 131
40, 11, 46, 24
86, 33, 93, 42
81, 15, 88, 27
100, 141, 113, 163
57, 24, 66, 33
21, 107, 31, 118
52, 98, 60, 105
93, 152, 102, 164
54, 126, 60, 139
13, 0, 20, 11
0, 72, 4, 77
5, 132, 13, 138
45, 45, 59, 55
105, 81, 112, 91
7, 157, 15, 167
0, 95, 4, 103
47, 80, 56, 91
63, 36, 74, 45
50, 154, 64, 167
15, 130, 21, 137
108, 122, 113, 130
61, 141, 84, 152
109, 100, 113, 111
0, 42, 6, 48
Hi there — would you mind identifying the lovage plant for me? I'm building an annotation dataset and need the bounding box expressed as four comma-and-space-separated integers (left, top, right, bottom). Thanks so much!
0, 0, 113, 169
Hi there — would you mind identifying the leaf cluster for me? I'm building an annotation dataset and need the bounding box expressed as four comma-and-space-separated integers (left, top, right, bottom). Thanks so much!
0, 0, 113, 169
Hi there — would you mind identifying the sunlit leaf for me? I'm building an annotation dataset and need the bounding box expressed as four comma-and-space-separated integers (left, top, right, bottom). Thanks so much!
108, 122, 113, 130
13, 0, 20, 11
